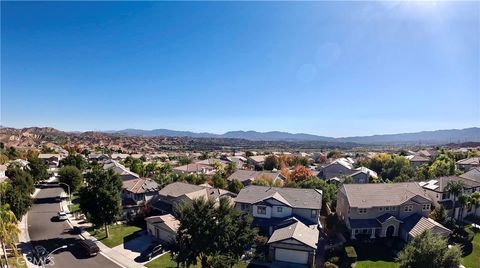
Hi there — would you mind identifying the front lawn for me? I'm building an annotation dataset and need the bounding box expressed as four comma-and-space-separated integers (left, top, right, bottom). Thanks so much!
67, 194, 80, 213
87, 224, 142, 248
355, 260, 399, 268
461, 226, 480, 268
145, 254, 248, 268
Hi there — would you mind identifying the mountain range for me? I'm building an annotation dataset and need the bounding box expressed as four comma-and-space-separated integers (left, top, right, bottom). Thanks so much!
110, 127, 480, 145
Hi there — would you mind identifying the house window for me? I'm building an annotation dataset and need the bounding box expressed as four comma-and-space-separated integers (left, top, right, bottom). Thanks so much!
422, 204, 431, 211
241, 204, 249, 211
358, 208, 367, 214
404, 205, 413, 212
311, 210, 318, 218
442, 192, 450, 200
391, 206, 396, 211
277, 207, 283, 213
379, 207, 383, 211
257, 206, 266, 215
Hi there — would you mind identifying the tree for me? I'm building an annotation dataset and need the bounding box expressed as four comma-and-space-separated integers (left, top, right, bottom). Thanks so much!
225, 162, 237, 176
429, 154, 455, 178
0, 154, 8, 165
0, 203, 20, 264
58, 166, 83, 193
429, 206, 448, 226
228, 179, 243, 194
445, 181, 464, 219
252, 179, 271, 186
397, 231, 461, 268
471, 192, 480, 221
178, 156, 192, 166
173, 197, 256, 267
144, 161, 159, 177
245, 151, 254, 157
263, 155, 279, 171
27, 156, 49, 183
289, 166, 314, 182
458, 195, 471, 221
327, 150, 341, 159
60, 154, 88, 171
79, 168, 122, 238
3, 166, 34, 219
212, 174, 227, 189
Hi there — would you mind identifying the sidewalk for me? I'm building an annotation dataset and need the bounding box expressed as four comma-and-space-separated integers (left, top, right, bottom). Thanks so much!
18, 188, 41, 268
62, 200, 145, 268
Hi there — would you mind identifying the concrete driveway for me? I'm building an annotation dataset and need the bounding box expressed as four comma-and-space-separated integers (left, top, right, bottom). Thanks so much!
112, 231, 154, 262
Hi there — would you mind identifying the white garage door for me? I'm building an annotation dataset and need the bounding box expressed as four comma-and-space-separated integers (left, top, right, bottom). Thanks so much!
275, 248, 309, 264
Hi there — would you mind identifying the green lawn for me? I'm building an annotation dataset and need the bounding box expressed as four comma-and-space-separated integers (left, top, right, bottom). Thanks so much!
145, 254, 248, 268
67, 194, 81, 213
462, 226, 480, 268
355, 260, 399, 268
87, 224, 142, 248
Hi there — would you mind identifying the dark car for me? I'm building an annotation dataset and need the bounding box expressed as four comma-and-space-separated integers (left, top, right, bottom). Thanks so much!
78, 239, 100, 257
72, 226, 83, 235
139, 243, 163, 261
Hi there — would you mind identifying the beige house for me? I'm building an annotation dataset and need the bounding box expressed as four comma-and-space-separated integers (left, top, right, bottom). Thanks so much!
267, 220, 319, 267
336, 182, 450, 241
456, 157, 480, 172
145, 214, 179, 242
227, 170, 286, 186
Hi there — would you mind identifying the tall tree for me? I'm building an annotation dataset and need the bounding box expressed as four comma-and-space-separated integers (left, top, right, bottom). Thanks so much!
0, 203, 20, 266
173, 197, 256, 267
445, 181, 464, 219
79, 168, 122, 238
228, 179, 243, 194
58, 166, 83, 193
471, 192, 480, 221
289, 166, 314, 182
397, 231, 461, 268
458, 195, 471, 221
27, 156, 49, 183
3, 167, 34, 219
263, 155, 279, 171
225, 162, 237, 176
60, 154, 88, 171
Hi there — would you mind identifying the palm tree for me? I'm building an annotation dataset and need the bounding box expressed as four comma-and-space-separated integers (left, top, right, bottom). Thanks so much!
471, 192, 480, 222
445, 181, 464, 219
458, 195, 472, 221
0, 204, 21, 268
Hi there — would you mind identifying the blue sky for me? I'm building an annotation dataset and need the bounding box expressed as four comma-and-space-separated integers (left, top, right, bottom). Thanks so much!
1, 1, 479, 137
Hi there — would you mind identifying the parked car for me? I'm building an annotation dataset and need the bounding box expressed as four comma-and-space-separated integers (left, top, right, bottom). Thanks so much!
139, 243, 163, 261
72, 226, 83, 235
57, 211, 68, 221
78, 239, 100, 257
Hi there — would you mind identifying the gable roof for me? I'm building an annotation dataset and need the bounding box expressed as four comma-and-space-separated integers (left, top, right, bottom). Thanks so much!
103, 160, 140, 180
409, 155, 430, 162
351, 167, 378, 179
402, 214, 451, 238
173, 163, 214, 173
420, 176, 480, 192
122, 178, 161, 194
340, 182, 431, 208
235, 185, 322, 209
159, 182, 205, 198
456, 157, 480, 165
145, 214, 180, 232
226, 170, 282, 183
267, 220, 319, 249
325, 158, 354, 170
461, 167, 480, 183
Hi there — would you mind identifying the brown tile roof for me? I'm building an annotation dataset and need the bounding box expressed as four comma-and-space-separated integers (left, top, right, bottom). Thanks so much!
268, 220, 319, 249
122, 178, 161, 194
236, 185, 322, 209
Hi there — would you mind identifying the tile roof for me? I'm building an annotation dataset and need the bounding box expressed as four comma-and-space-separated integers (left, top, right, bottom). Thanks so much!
340, 182, 431, 208
145, 214, 180, 232
267, 220, 319, 249
158, 182, 205, 198
227, 170, 282, 183
122, 178, 161, 194
402, 214, 451, 238
173, 163, 214, 173
235, 185, 322, 209
456, 157, 480, 165
461, 167, 480, 183
420, 176, 480, 192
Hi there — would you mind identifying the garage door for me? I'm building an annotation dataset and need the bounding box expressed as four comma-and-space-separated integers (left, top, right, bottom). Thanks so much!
274, 248, 308, 264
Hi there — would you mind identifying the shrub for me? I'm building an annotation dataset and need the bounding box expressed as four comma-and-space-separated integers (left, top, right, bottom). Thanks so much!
324, 262, 339, 268
328, 256, 340, 264
345, 246, 357, 263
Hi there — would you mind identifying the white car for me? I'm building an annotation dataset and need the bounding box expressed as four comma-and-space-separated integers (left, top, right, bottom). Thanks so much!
57, 211, 68, 221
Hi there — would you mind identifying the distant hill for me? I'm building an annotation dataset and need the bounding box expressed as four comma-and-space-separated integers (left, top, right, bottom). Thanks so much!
110, 127, 480, 145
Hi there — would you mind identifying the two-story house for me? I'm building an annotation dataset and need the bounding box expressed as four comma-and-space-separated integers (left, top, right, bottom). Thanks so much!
336, 182, 451, 242
320, 158, 355, 179
121, 177, 161, 219
456, 157, 480, 172
38, 153, 62, 168
235, 185, 322, 235
420, 176, 480, 219
236, 185, 322, 268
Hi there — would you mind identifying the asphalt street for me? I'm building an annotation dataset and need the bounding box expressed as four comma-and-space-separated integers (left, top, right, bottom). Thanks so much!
26, 183, 120, 268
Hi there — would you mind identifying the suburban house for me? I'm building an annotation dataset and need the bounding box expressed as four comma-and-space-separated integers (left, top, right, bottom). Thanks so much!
267, 220, 319, 268
406, 155, 430, 168
38, 153, 61, 168
121, 177, 161, 218
336, 182, 451, 242
225, 156, 247, 169
88, 153, 110, 163
461, 167, 480, 183
227, 170, 286, 186
172, 163, 215, 175
320, 158, 354, 179
456, 157, 480, 172
151, 182, 236, 214
350, 167, 378, 184
420, 176, 480, 219
247, 155, 267, 167
110, 153, 130, 161
103, 160, 140, 181
235, 185, 322, 235
195, 158, 228, 167
145, 214, 179, 243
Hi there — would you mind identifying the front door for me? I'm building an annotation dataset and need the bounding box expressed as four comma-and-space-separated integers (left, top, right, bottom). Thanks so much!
386, 225, 395, 237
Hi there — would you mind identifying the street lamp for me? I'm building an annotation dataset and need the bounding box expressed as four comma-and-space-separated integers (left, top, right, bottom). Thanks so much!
41, 245, 68, 268
57, 182, 71, 205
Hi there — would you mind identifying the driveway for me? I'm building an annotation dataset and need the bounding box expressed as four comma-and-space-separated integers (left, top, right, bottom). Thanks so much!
112, 231, 154, 263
